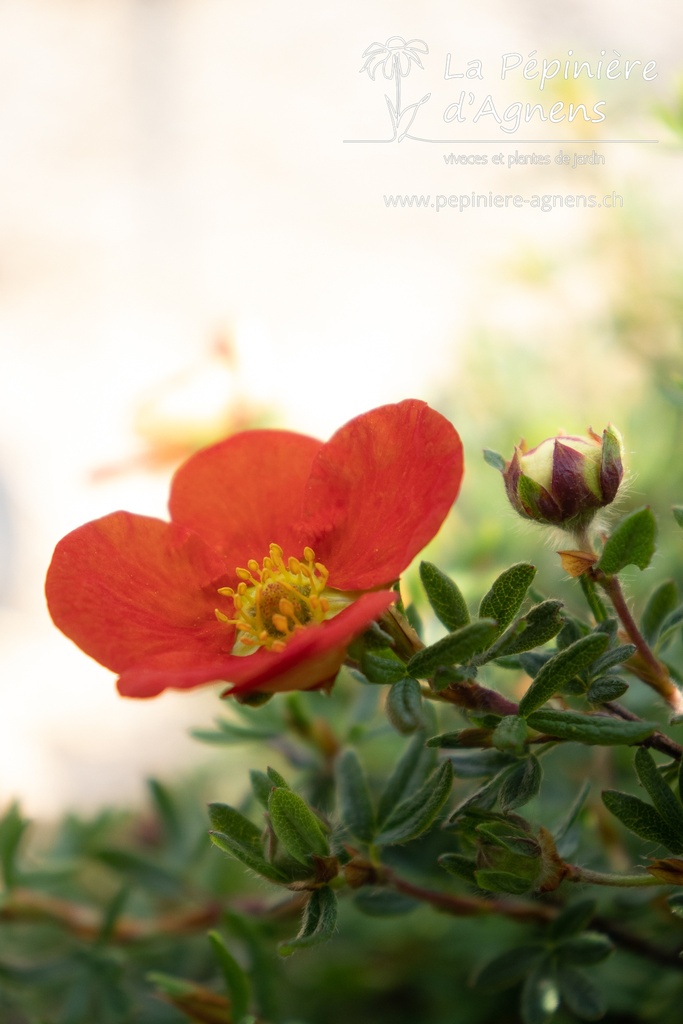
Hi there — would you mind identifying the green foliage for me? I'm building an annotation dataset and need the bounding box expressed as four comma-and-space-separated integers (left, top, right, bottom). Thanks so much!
419, 560, 470, 630
518, 633, 611, 716
526, 709, 657, 745
597, 507, 657, 574
278, 887, 338, 958
479, 562, 537, 633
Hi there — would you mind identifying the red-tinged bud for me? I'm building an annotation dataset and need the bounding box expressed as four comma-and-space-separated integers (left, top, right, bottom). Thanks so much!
497, 426, 623, 530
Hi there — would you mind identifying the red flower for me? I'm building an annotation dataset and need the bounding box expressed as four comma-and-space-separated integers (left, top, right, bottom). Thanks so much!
46, 401, 463, 699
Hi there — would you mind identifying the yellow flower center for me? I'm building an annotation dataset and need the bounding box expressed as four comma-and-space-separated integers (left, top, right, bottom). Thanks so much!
216, 544, 346, 654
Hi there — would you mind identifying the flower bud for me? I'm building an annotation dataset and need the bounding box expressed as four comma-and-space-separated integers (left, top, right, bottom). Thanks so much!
500, 426, 623, 528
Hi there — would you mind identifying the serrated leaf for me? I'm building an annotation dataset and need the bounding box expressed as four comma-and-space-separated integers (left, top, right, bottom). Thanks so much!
208, 931, 250, 1024
519, 633, 610, 717
407, 620, 499, 678
360, 648, 407, 685
268, 789, 329, 864
556, 964, 606, 1021
474, 943, 544, 990
597, 507, 657, 575
479, 563, 537, 634
475, 869, 534, 895
419, 561, 470, 631
377, 731, 436, 824
336, 749, 375, 843
634, 747, 683, 839
496, 601, 565, 657
499, 756, 542, 811
375, 761, 453, 845
586, 676, 629, 704
642, 580, 678, 646
278, 886, 337, 957
527, 709, 656, 746
385, 677, 424, 734
602, 790, 683, 852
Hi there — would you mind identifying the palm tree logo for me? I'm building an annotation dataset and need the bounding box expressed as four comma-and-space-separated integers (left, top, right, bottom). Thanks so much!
359, 37, 431, 142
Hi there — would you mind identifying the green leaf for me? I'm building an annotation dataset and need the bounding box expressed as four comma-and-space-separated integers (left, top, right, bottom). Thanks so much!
375, 761, 453, 846
597, 507, 657, 575
556, 964, 606, 1021
208, 931, 250, 1024
352, 888, 419, 917
449, 749, 516, 779
474, 944, 543, 990
377, 731, 437, 824
475, 869, 534, 895
547, 899, 596, 940
602, 790, 683, 852
673, 505, 683, 528
407, 620, 499, 678
479, 563, 537, 634
438, 852, 478, 883
385, 677, 424, 734
587, 642, 636, 676
360, 648, 407, 685
147, 779, 182, 846
419, 561, 470, 631
557, 933, 614, 966
191, 716, 279, 745
336, 749, 375, 843
0, 802, 28, 889
521, 963, 560, 1024
642, 580, 678, 645
208, 803, 286, 883
475, 821, 540, 858
250, 770, 274, 809
499, 756, 542, 811
448, 764, 513, 820
552, 782, 591, 844
278, 886, 338, 957
658, 605, 683, 649
266, 767, 290, 789
634, 747, 683, 839
483, 448, 506, 472
492, 716, 528, 755
527, 709, 656, 746
268, 789, 329, 864
519, 633, 610, 717
586, 676, 629, 705
495, 600, 565, 657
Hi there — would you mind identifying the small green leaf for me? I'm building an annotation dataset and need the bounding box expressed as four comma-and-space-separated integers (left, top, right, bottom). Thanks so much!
267, 789, 329, 864
547, 899, 596, 940
438, 852, 478, 883
589, 643, 636, 676
250, 770, 274, 809
521, 963, 560, 1024
602, 790, 683, 852
673, 505, 683, 528
474, 944, 543, 990
597, 507, 657, 575
495, 600, 565, 657
475, 869, 534, 895
476, 821, 540, 858
278, 886, 338, 957
208, 803, 286, 882
360, 648, 407, 685
557, 933, 614, 966
266, 767, 290, 789
483, 448, 506, 472
385, 677, 424, 734
449, 749, 516, 779
208, 931, 250, 1024
493, 716, 528, 755
479, 563, 537, 634
407, 620, 499, 678
376, 732, 436, 826
556, 964, 606, 1021
419, 561, 470, 631
375, 761, 453, 846
634, 747, 683, 839
527, 709, 656, 746
642, 580, 678, 646
336, 750, 375, 843
519, 633, 610, 717
448, 764, 513, 820
499, 756, 542, 811
586, 676, 629, 705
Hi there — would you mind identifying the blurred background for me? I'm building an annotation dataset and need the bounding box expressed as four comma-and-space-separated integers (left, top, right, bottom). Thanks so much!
0, 0, 682, 815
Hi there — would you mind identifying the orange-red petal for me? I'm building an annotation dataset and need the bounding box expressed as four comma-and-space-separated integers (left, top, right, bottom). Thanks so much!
168, 430, 322, 570
300, 400, 463, 590
116, 589, 396, 698
45, 511, 232, 676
